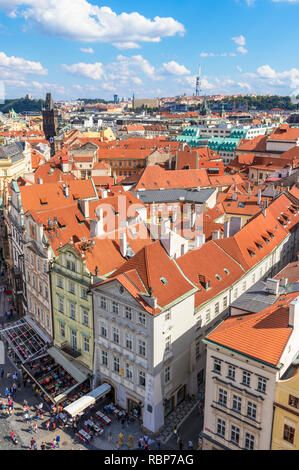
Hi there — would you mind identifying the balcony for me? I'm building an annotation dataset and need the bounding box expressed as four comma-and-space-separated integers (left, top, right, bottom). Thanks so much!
61, 342, 82, 359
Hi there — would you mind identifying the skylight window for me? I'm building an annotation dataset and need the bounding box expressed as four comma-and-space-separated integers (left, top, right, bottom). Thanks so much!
160, 277, 168, 285
215, 274, 222, 281
224, 268, 229, 275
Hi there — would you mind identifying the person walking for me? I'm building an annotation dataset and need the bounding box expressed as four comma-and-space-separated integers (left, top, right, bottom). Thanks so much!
52, 439, 56, 450
4, 387, 9, 398
41, 442, 46, 451
188, 440, 193, 450
179, 439, 184, 450
156, 439, 161, 450
30, 438, 36, 450
0, 368, 4, 379
55, 435, 61, 448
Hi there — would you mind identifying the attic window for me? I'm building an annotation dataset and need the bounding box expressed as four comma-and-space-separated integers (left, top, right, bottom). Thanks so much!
160, 277, 168, 285
255, 242, 263, 250
267, 231, 274, 239
238, 202, 245, 208
248, 249, 255, 257
262, 236, 270, 244
215, 274, 222, 281
224, 268, 229, 275
198, 274, 211, 290
40, 197, 48, 205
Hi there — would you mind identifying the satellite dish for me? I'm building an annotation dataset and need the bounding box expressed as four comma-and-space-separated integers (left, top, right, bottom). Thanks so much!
0, 341, 5, 365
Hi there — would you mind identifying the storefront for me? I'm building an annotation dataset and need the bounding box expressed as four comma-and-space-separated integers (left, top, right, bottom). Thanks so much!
127, 397, 143, 419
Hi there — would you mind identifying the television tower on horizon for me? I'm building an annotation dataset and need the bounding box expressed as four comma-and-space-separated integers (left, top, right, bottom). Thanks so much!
195, 62, 201, 97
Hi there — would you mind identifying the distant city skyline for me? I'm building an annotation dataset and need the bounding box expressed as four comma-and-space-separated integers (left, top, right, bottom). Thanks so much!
0, 0, 299, 100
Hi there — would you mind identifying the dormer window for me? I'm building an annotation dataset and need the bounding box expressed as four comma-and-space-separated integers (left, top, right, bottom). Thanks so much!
255, 242, 263, 250
215, 274, 222, 281
248, 249, 255, 258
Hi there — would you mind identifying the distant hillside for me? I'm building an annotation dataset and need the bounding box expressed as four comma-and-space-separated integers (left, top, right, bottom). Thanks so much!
0, 98, 44, 114
206, 95, 299, 111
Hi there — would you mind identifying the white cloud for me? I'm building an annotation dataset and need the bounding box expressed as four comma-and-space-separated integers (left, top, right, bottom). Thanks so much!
132, 77, 143, 86
80, 47, 94, 54
161, 61, 190, 76
0, 1, 185, 48
237, 82, 251, 90
112, 42, 141, 50
236, 65, 243, 72
232, 35, 246, 46
237, 46, 248, 55
0, 51, 47, 77
62, 61, 105, 80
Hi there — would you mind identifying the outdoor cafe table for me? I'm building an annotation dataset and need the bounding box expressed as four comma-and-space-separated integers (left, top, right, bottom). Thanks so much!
87, 420, 102, 433
78, 429, 92, 442
96, 411, 111, 425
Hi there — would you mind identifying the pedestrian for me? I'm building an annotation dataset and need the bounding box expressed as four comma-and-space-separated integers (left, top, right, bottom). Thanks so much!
173, 425, 178, 438
33, 422, 38, 433
41, 442, 46, 451
45, 420, 50, 431
4, 387, 9, 398
121, 417, 125, 429
33, 442, 38, 451
52, 439, 56, 450
56, 435, 60, 448
188, 440, 193, 450
30, 438, 36, 450
52, 421, 56, 432
156, 439, 161, 450
0, 368, 4, 379
179, 439, 184, 450
17, 382, 21, 391
108, 430, 112, 443
138, 438, 142, 450
12, 383, 17, 394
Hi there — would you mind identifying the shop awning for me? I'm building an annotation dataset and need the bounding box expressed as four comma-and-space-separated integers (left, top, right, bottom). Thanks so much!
47, 346, 88, 384
64, 383, 111, 418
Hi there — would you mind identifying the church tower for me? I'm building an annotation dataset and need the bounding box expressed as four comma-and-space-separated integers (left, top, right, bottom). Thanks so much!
42, 92, 58, 156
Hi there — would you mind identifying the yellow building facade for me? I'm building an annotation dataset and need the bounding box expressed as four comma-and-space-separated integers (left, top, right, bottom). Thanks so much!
272, 363, 299, 450
51, 244, 94, 373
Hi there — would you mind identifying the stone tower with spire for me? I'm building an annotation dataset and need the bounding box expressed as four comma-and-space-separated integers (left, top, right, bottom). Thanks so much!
42, 92, 58, 156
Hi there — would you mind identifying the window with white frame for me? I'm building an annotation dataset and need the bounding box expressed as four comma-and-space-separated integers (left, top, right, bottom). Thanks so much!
57, 277, 63, 289
113, 357, 120, 373
125, 333, 133, 350
138, 339, 146, 357
232, 395, 242, 413
223, 297, 228, 310
138, 312, 146, 326
112, 301, 119, 315
60, 323, 65, 338
125, 306, 132, 320
242, 370, 251, 387
100, 322, 107, 338
81, 288, 88, 300
100, 296, 107, 309
83, 337, 90, 353
112, 327, 120, 344
227, 364, 235, 380
164, 366, 171, 384
218, 388, 227, 406
125, 363, 133, 380
69, 282, 75, 295
213, 358, 222, 374
165, 311, 171, 321
257, 376, 267, 393
205, 309, 211, 323
247, 401, 257, 419
37, 258, 40, 271
215, 303, 220, 316
70, 303, 76, 320
101, 350, 108, 367
44, 286, 48, 299
245, 433, 255, 450
217, 418, 226, 438
231, 425, 240, 445
139, 370, 146, 388
58, 297, 64, 313
82, 310, 89, 326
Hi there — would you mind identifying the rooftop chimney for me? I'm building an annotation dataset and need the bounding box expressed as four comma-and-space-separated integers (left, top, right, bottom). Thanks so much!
90, 208, 104, 238
120, 232, 127, 258
194, 233, 205, 250
212, 230, 220, 240
224, 220, 230, 238
257, 189, 262, 206
79, 199, 89, 219
266, 278, 280, 295
289, 296, 299, 329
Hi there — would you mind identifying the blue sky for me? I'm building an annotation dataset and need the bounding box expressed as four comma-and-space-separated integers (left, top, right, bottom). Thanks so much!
0, 0, 299, 100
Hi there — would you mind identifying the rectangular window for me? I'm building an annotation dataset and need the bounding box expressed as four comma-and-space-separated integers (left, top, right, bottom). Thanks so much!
70, 304, 76, 320
101, 350, 108, 367
213, 358, 222, 374
165, 336, 171, 352
71, 330, 77, 350
100, 322, 107, 338
231, 425, 240, 445
205, 309, 211, 323
138, 340, 146, 357
242, 280, 247, 292
139, 370, 146, 388
57, 277, 63, 289
232, 395, 242, 413
242, 370, 251, 387
58, 298, 64, 313
82, 289, 88, 300
126, 333, 133, 350
195, 341, 201, 361
125, 306, 132, 320
69, 282, 75, 295
44, 287, 48, 299
100, 296, 107, 309
112, 301, 119, 315
257, 377, 267, 393
218, 388, 227, 406
283, 425, 295, 444
165, 366, 170, 384
112, 327, 120, 344
113, 357, 120, 373
234, 288, 238, 299
217, 419, 226, 438
223, 297, 228, 310
82, 310, 89, 326
289, 395, 299, 409
83, 337, 90, 353
139, 312, 146, 326
215, 303, 220, 316
228, 365, 235, 380
60, 323, 65, 338
165, 311, 171, 321
245, 433, 255, 450
247, 402, 257, 420
125, 363, 133, 381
